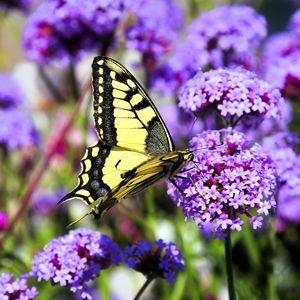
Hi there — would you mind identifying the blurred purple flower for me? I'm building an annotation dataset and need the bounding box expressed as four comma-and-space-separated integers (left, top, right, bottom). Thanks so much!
32, 188, 67, 215
150, 41, 199, 96
125, 0, 184, 65
186, 5, 266, 69
31, 228, 122, 299
0, 0, 31, 13
23, 0, 126, 64
261, 32, 300, 98
167, 129, 277, 237
0, 73, 23, 109
0, 109, 40, 150
288, 9, 300, 37
159, 105, 205, 146
263, 132, 300, 230
124, 239, 184, 283
0, 211, 8, 231
0, 272, 38, 300
178, 68, 284, 127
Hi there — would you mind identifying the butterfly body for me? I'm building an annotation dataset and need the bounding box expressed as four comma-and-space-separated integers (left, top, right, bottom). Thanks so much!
60, 57, 193, 219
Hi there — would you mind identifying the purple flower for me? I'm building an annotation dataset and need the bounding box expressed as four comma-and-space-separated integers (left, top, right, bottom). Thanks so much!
288, 9, 300, 37
0, 0, 31, 13
0, 109, 39, 150
23, 0, 126, 64
178, 68, 284, 127
0, 74, 23, 109
32, 188, 67, 216
0, 211, 8, 231
0, 272, 38, 299
159, 105, 206, 146
167, 129, 277, 237
123, 240, 184, 283
31, 228, 122, 299
262, 132, 300, 230
150, 40, 199, 95
125, 0, 184, 65
186, 5, 266, 69
261, 32, 300, 98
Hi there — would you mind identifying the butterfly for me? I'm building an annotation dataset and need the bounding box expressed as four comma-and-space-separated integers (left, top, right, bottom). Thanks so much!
59, 57, 194, 221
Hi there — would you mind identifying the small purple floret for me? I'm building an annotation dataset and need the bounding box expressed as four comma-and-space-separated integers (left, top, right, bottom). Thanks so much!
123, 240, 184, 283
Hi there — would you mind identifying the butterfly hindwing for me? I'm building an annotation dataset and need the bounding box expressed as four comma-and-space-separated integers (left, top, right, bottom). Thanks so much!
92, 57, 175, 155
59, 140, 151, 206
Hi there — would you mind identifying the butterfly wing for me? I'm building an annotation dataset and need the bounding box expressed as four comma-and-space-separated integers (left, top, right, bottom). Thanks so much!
59, 141, 151, 205
92, 57, 175, 155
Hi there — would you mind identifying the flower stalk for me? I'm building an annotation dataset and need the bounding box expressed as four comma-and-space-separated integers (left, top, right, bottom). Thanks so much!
133, 276, 154, 300
225, 208, 236, 300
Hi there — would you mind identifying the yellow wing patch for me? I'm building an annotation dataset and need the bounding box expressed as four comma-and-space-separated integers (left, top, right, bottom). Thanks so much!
92, 57, 175, 155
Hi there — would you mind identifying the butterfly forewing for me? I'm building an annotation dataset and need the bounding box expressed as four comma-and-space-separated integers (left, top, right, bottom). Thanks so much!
92, 57, 175, 155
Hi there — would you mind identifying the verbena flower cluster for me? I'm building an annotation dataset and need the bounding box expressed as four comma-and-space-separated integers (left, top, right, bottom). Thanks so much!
186, 5, 267, 69
2, 228, 183, 298
125, 0, 183, 64
263, 133, 300, 230
178, 68, 284, 127
0, 272, 38, 300
262, 32, 300, 98
32, 228, 122, 299
32, 188, 67, 216
167, 129, 277, 236
23, 0, 126, 64
0, 0, 31, 13
0, 74, 23, 108
288, 8, 300, 37
150, 41, 199, 95
123, 239, 184, 283
0, 74, 39, 150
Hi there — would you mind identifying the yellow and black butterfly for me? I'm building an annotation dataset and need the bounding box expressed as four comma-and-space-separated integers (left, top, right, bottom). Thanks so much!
59, 57, 193, 220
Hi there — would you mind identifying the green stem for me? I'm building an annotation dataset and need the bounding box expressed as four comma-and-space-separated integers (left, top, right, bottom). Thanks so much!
225, 209, 236, 300
70, 61, 80, 101
133, 276, 154, 300
266, 219, 277, 300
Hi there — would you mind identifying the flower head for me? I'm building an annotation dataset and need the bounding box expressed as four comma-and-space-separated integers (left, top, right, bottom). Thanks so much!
125, 0, 184, 64
0, 74, 23, 109
123, 240, 184, 283
0, 272, 38, 300
288, 9, 300, 37
186, 5, 266, 69
263, 132, 300, 230
167, 129, 277, 237
23, 0, 126, 64
262, 32, 300, 98
32, 188, 67, 216
150, 41, 199, 95
179, 68, 284, 127
32, 228, 122, 299
0, 109, 40, 150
